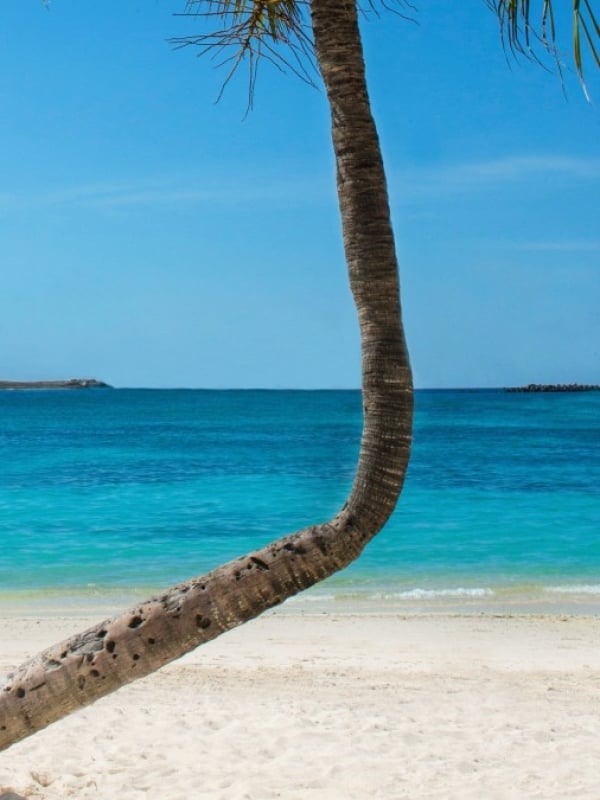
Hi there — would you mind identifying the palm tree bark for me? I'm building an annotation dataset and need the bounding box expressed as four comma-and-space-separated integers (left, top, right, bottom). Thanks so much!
0, 0, 412, 752
311, 0, 412, 533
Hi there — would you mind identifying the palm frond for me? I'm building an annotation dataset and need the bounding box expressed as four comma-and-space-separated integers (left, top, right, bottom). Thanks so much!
174, 0, 418, 108
486, 0, 600, 93
360, 0, 418, 24
172, 0, 316, 111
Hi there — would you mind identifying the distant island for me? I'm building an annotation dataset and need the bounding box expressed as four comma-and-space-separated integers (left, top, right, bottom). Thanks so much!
0, 378, 112, 390
505, 383, 600, 393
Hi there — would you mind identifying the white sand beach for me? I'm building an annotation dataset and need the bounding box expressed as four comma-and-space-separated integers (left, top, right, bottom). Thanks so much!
1, 610, 600, 799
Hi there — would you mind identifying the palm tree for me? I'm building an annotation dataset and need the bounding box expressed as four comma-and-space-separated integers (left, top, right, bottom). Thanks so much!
0, 0, 597, 752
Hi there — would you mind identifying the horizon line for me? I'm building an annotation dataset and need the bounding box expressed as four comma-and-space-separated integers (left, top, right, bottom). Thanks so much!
47, 384, 600, 392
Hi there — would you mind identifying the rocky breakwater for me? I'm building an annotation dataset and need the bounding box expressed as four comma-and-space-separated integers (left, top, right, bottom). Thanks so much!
0, 378, 112, 390
506, 383, 600, 393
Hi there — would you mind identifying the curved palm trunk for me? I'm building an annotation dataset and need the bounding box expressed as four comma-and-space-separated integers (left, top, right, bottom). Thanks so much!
0, 0, 412, 752
311, 0, 413, 532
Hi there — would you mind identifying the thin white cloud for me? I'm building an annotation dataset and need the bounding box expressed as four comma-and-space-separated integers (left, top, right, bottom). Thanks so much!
2, 153, 596, 213
89, 183, 315, 208
451, 155, 600, 182
393, 154, 600, 199
0, 173, 334, 213
517, 240, 600, 252
83, 186, 236, 208
0, 182, 127, 213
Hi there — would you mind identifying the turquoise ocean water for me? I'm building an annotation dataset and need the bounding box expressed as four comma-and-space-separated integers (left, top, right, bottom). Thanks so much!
1, 389, 598, 614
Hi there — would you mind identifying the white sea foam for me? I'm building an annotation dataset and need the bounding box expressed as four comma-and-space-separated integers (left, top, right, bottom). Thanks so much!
287, 593, 337, 603
374, 587, 495, 600
544, 584, 600, 595
287, 587, 495, 604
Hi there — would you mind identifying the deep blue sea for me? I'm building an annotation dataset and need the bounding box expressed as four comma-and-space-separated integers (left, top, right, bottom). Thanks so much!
1, 389, 599, 614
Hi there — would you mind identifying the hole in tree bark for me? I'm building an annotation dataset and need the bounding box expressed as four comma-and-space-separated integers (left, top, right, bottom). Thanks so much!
250, 556, 270, 571
106, 641, 116, 653
195, 615, 211, 630
284, 542, 306, 555
128, 616, 143, 629
15, 688, 25, 698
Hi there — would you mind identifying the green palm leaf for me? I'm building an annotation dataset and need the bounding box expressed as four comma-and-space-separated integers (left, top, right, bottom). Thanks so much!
487, 0, 600, 92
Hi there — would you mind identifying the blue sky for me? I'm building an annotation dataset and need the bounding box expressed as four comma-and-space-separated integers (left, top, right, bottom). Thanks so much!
1, 1, 598, 388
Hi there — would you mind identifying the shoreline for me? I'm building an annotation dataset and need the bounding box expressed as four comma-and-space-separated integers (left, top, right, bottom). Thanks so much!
2, 611, 600, 799
1, 579, 600, 619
